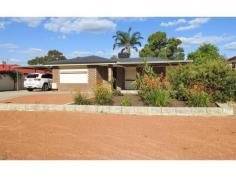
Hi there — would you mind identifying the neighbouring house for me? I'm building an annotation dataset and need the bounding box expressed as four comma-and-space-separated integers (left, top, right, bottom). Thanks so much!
0, 64, 46, 91
228, 56, 236, 69
0, 64, 46, 74
40, 55, 192, 92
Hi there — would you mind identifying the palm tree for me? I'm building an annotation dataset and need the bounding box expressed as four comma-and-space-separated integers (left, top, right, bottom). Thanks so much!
113, 27, 143, 58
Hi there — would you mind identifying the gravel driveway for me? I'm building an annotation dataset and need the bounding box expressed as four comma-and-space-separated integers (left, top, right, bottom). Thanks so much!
0, 111, 236, 160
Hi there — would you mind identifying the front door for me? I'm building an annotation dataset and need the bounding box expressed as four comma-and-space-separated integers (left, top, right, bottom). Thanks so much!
124, 67, 136, 90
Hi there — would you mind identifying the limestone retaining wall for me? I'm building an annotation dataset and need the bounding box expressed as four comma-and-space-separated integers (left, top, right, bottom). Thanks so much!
0, 103, 234, 116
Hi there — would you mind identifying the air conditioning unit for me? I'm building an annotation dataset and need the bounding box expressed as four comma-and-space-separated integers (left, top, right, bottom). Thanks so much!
52, 83, 58, 90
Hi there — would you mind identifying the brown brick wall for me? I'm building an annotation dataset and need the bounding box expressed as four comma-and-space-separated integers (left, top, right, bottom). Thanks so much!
52, 65, 97, 92
96, 66, 108, 84
52, 67, 59, 83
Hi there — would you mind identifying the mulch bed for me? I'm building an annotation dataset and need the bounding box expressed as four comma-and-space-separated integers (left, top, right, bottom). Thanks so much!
86, 94, 192, 107
113, 95, 185, 107
112, 94, 145, 106
85, 94, 217, 107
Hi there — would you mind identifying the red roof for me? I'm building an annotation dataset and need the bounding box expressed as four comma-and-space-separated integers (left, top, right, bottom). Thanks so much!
0, 64, 46, 74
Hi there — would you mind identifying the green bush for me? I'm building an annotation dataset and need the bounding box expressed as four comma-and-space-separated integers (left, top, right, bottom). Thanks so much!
142, 89, 170, 106
170, 83, 189, 101
187, 91, 211, 107
167, 60, 236, 103
112, 89, 123, 96
120, 96, 132, 106
94, 85, 113, 105
74, 92, 90, 105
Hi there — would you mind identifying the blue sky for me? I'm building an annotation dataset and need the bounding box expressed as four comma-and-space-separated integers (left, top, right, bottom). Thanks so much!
0, 17, 236, 65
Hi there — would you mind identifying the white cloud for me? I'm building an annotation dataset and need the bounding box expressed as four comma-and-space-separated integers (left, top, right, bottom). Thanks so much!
95, 50, 105, 56
176, 18, 210, 31
8, 58, 21, 64
160, 19, 186, 27
224, 42, 236, 50
110, 17, 146, 21
178, 33, 233, 47
0, 21, 6, 29
11, 17, 45, 27
58, 35, 67, 39
70, 50, 93, 58
21, 48, 46, 57
0, 20, 12, 29
69, 50, 113, 58
0, 43, 18, 49
44, 18, 116, 33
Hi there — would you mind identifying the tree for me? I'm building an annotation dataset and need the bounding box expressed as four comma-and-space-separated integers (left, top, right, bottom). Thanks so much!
187, 43, 225, 64
28, 50, 66, 65
113, 27, 143, 58
139, 31, 185, 60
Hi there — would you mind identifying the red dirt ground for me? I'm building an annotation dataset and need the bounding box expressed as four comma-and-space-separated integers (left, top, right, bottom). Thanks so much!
0, 111, 236, 160
0, 93, 74, 104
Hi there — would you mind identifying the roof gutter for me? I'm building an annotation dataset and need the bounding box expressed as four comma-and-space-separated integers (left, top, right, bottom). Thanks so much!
116, 60, 193, 65
43, 63, 115, 67
16, 60, 192, 68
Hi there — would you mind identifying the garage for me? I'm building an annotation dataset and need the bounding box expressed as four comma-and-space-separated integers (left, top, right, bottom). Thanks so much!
59, 69, 88, 84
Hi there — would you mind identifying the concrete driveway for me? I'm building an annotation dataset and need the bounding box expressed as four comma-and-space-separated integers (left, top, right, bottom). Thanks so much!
0, 90, 41, 101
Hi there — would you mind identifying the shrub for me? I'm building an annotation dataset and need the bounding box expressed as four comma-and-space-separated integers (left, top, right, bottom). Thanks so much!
187, 91, 211, 107
74, 92, 90, 105
141, 75, 162, 90
167, 60, 236, 103
94, 84, 113, 105
112, 89, 123, 96
170, 83, 189, 101
142, 89, 170, 107
120, 96, 132, 106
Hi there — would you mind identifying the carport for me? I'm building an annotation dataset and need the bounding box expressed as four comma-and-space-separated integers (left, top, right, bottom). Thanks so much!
14, 65, 52, 91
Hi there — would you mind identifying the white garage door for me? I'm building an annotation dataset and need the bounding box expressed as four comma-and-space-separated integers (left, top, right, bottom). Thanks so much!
59, 69, 88, 83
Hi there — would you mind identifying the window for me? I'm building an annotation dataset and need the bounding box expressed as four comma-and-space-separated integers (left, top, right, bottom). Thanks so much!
48, 74, 52, 79
42, 74, 52, 79
59, 69, 88, 83
27, 74, 39, 78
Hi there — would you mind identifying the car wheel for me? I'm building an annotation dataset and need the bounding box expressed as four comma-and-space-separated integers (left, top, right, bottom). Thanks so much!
42, 83, 49, 91
27, 88, 33, 91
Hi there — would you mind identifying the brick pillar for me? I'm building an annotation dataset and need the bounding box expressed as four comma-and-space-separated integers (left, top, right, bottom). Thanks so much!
107, 66, 113, 91
108, 67, 113, 81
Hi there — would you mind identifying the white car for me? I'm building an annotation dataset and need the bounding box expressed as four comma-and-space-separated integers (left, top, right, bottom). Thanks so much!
24, 73, 53, 91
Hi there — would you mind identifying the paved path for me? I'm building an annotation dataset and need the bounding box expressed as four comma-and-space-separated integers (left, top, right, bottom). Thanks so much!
229, 102, 236, 114
233, 105, 236, 114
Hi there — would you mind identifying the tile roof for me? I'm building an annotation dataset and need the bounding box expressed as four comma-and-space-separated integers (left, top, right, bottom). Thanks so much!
44, 55, 192, 65
45, 55, 115, 65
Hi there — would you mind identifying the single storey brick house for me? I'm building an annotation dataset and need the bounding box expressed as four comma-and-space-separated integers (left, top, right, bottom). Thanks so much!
43, 55, 192, 92
228, 56, 236, 69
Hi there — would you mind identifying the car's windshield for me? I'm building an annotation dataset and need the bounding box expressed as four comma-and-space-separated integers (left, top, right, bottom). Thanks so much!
27, 74, 39, 78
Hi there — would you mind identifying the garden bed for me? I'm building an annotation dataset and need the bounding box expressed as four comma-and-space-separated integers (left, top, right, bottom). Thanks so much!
74, 94, 218, 107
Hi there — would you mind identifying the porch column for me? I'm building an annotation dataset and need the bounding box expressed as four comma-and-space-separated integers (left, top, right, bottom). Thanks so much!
108, 66, 113, 82
107, 66, 113, 90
